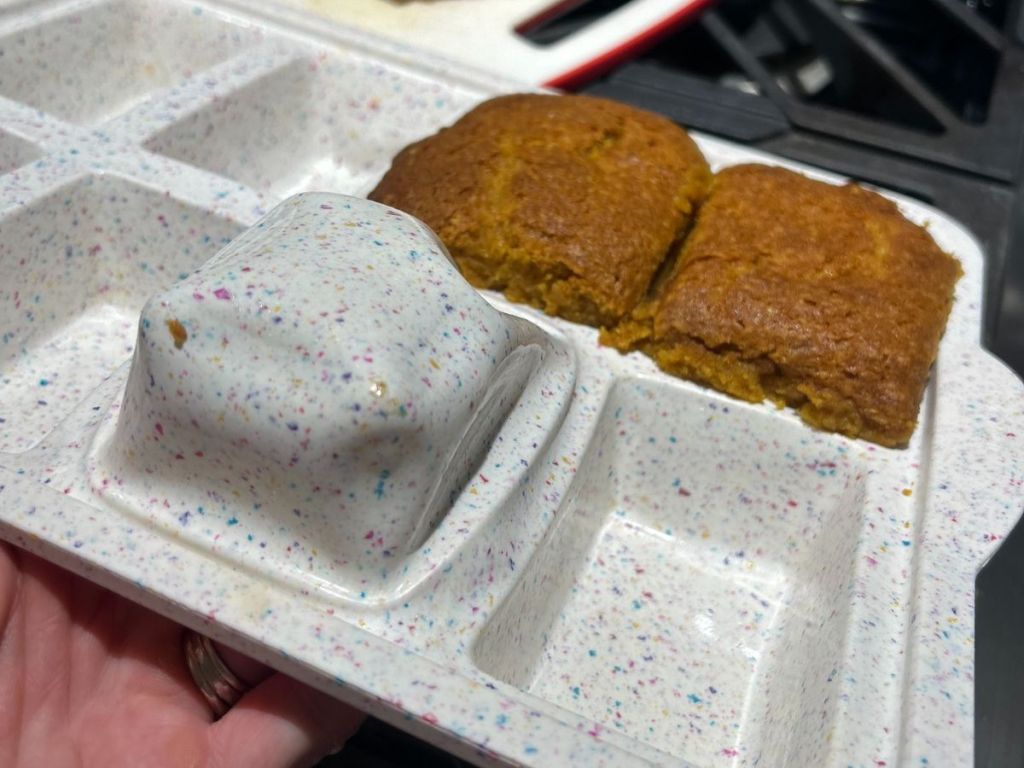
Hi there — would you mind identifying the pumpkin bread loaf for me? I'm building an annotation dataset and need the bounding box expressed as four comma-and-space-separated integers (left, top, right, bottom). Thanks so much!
369, 93, 711, 327
604, 164, 961, 447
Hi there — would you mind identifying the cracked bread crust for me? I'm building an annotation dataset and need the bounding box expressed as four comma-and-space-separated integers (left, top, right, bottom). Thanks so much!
368, 93, 711, 327
603, 164, 961, 447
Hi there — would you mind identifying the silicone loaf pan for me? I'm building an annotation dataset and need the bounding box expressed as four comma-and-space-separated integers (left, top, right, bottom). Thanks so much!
0, 2, 1022, 767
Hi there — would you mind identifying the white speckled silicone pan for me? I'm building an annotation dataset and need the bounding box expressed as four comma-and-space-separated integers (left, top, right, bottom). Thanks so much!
0, 2, 1021, 767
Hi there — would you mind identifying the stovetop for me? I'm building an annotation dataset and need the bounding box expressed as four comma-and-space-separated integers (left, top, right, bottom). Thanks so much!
585, 0, 1024, 379
330, 0, 1024, 764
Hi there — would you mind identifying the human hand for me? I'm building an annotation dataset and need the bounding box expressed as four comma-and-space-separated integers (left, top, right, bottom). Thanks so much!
0, 541, 365, 767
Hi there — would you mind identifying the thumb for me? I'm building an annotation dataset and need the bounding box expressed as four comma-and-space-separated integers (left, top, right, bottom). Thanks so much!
208, 672, 365, 768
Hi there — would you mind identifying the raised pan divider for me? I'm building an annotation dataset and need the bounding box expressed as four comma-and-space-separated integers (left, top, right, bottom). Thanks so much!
81, 193, 576, 605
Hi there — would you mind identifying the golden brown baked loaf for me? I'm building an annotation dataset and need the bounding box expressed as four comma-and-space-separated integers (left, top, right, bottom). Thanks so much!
604, 164, 961, 447
369, 93, 711, 327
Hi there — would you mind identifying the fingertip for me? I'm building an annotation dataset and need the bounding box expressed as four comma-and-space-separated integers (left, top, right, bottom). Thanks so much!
209, 672, 365, 768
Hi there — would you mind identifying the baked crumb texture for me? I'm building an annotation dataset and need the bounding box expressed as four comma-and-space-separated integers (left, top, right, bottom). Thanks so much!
603, 164, 962, 447
371, 94, 960, 448
369, 93, 712, 327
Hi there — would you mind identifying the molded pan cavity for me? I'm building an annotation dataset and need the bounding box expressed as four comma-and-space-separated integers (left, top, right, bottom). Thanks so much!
0, 0, 266, 125
143, 54, 480, 199
0, 174, 243, 454
88, 194, 575, 606
474, 377, 867, 766
0, 127, 39, 172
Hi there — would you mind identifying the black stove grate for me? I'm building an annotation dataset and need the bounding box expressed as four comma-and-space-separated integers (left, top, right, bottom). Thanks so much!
593, 0, 1023, 176
584, 0, 1024, 381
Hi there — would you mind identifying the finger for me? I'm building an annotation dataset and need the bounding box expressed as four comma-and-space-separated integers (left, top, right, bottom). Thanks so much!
208, 672, 365, 768
0, 542, 18, 631
212, 642, 271, 688
0, 543, 22, 768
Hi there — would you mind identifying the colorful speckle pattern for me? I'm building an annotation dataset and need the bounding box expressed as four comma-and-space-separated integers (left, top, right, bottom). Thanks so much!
0, 0, 270, 125
475, 379, 866, 765
88, 193, 575, 603
0, 4, 1021, 767
143, 52, 480, 200
0, 174, 243, 453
